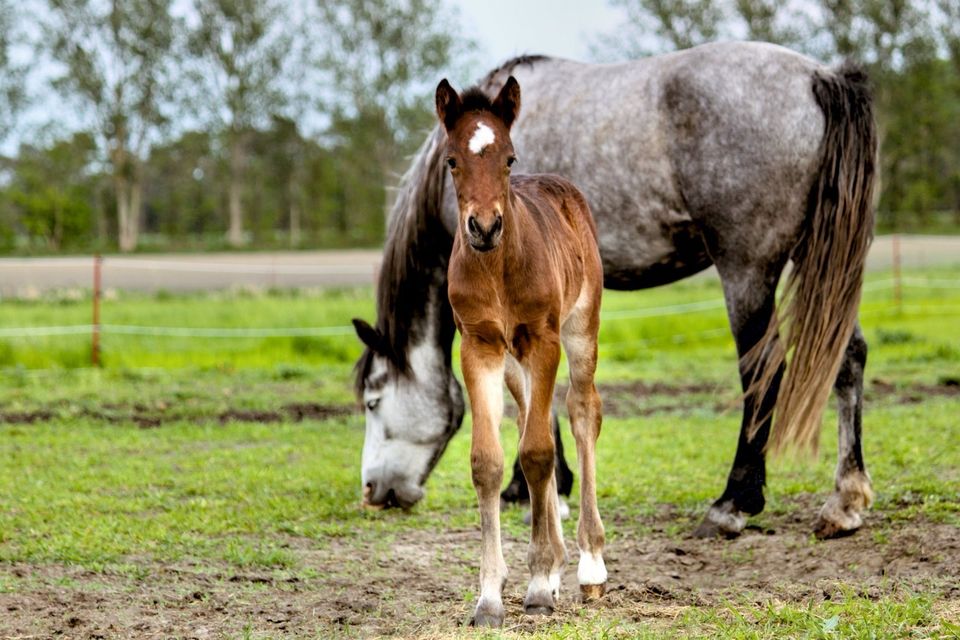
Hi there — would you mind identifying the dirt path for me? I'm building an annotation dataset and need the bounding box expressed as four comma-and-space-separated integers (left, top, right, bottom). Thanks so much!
0, 235, 956, 295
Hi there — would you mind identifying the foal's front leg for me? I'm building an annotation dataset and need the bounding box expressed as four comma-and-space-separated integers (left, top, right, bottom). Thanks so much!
519, 336, 566, 615
461, 337, 507, 627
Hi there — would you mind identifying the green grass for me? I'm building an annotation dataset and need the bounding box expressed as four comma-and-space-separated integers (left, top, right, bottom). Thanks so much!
1, 265, 959, 637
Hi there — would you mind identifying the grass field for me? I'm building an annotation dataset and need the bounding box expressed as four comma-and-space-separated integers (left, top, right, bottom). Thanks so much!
1, 266, 959, 638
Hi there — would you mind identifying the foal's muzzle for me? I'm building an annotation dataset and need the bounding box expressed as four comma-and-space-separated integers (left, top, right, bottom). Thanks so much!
467, 215, 502, 252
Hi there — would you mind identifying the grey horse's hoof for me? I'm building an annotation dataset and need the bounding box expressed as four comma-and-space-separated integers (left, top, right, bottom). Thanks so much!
523, 590, 555, 616
813, 515, 862, 540
470, 601, 505, 627
693, 502, 747, 539
814, 476, 872, 539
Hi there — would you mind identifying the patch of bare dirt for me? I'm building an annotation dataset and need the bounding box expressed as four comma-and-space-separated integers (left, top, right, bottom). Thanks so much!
2, 501, 957, 639
0, 409, 54, 424
556, 381, 732, 419
572, 379, 960, 419
0, 401, 356, 428
868, 378, 960, 405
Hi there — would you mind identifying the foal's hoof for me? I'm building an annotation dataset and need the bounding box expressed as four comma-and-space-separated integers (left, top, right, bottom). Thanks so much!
523, 590, 555, 616
470, 601, 505, 628
693, 503, 746, 539
580, 583, 605, 602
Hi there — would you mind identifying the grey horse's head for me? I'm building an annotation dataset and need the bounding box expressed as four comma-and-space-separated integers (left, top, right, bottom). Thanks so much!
352, 318, 465, 509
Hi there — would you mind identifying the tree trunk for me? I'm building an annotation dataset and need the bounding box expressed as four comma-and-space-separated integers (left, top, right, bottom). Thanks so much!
111, 140, 141, 253
289, 202, 301, 248
288, 172, 301, 247
115, 176, 142, 253
227, 134, 246, 247
52, 202, 63, 251
126, 177, 142, 251
116, 176, 132, 253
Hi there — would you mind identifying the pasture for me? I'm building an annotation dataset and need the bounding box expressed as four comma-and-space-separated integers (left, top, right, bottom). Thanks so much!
1, 265, 958, 638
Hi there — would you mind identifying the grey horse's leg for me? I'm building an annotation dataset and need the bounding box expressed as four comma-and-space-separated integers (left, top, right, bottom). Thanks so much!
695, 267, 783, 538
501, 412, 574, 506
814, 323, 873, 538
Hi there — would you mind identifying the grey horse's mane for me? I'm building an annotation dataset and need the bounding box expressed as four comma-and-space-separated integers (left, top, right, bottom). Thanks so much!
353, 55, 550, 396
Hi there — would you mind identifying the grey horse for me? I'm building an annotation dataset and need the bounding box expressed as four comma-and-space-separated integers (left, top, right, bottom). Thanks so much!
352, 41, 876, 540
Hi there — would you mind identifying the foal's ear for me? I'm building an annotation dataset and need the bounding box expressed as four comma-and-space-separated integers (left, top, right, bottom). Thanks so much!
492, 76, 521, 130
352, 318, 385, 353
435, 79, 462, 131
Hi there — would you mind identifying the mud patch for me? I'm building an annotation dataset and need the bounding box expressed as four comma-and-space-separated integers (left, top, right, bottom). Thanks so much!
218, 403, 354, 424
0, 409, 54, 424
0, 401, 355, 427
2, 499, 956, 638
558, 380, 731, 419
868, 378, 960, 404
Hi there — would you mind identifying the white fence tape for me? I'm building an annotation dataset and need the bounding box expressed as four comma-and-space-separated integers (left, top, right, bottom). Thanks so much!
101, 259, 373, 275
2, 275, 960, 340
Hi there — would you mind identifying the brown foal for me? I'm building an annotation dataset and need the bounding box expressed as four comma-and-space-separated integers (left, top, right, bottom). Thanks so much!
436, 76, 606, 627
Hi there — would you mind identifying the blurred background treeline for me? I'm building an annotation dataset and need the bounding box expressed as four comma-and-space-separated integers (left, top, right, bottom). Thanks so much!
0, 0, 957, 255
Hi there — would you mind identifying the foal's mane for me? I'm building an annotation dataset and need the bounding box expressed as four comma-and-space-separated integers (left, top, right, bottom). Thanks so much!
354, 55, 550, 396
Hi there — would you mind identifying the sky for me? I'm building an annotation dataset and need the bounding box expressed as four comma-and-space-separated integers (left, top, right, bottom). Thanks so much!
450, 0, 628, 70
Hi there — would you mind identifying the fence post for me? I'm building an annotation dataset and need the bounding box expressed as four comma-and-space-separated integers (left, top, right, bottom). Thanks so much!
92, 254, 102, 367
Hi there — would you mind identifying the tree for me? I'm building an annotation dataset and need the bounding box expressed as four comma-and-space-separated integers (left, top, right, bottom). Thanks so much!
187, 0, 298, 247
0, 0, 26, 142
4, 133, 99, 251
317, 0, 474, 234
44, 0, 179, 252
143, 130, 221, 239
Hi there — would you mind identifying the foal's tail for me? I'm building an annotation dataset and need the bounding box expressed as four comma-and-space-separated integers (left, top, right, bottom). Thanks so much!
748, 64, 878, 453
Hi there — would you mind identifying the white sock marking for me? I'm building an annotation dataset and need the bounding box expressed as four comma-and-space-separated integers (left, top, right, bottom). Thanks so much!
577, 551, 607, 586
549, 571, 561, 598
469, 122, 495, 155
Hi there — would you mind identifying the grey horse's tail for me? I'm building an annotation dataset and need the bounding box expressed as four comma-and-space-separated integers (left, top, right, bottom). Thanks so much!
747, 63, 878, 453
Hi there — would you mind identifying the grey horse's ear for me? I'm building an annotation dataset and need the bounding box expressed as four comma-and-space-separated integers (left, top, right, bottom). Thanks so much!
352, 318, 385, 353
436, 78, 462, 131
492, 76, 521, 130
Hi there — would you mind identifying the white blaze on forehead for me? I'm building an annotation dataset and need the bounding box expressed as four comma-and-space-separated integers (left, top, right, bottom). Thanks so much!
468, 122, 495, 155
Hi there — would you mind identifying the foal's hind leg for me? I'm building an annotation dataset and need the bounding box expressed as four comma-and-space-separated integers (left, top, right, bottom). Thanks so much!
518, 335, 566, 615
561, 303, 606, 601
501, 413, 574, 515
814, 323, 873, 538
695, 268, 783, 538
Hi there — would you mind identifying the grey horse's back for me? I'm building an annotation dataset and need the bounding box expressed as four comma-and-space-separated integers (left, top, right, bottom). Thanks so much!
486, 42, 829, 287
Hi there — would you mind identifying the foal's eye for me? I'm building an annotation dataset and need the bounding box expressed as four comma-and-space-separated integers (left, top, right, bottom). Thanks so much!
446, 157, 457, 170
507, 156, 517, 168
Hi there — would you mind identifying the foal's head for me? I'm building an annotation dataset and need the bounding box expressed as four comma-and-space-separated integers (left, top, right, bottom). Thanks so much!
436, 77, 521, 252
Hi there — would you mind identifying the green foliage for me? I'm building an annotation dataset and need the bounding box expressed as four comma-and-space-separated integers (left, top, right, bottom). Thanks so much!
4, 133, 99, 251
0, 0, 473, 254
